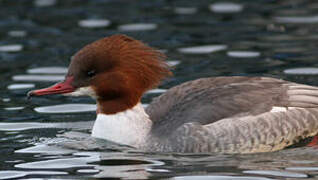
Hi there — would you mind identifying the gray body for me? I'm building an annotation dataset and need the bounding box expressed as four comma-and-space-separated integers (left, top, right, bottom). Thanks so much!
145, 76, 318, 153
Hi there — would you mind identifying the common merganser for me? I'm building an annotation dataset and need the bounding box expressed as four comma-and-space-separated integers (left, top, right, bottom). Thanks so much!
28, 34, 318, 153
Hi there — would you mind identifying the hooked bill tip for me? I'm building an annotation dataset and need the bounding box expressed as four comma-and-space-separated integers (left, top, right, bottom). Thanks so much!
27, 91, 34, 100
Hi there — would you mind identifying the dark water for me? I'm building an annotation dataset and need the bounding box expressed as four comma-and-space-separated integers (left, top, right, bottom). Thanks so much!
1, 0, 318, 179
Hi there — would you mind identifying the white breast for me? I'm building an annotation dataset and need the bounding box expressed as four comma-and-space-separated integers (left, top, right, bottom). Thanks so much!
91, 103, 152, 147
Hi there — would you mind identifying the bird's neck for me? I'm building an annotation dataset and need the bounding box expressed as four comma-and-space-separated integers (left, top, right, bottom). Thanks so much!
91, 102, 152, 147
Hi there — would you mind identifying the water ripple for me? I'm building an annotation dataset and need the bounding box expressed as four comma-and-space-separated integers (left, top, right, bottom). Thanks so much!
283, 67, 318, 75
7, 30, 27, 37
15, 155, 99, 169
227, 51, 260, 58
78, 19, 111, 28
178, 45, 227, 54
174, 7, 197, 15
0, 170, 67, 180
0, 44, 23, 52
210, 2, 244, 13
243, 170, 308, 178
27, 67, 67, 74
7, 83, 35, 90
12, 75, 64, 82
34, 0, 56, 7
173, 175, 274, 180
34, 104, 97, 113
275, 16, 318, 23
118, 23, 157, 31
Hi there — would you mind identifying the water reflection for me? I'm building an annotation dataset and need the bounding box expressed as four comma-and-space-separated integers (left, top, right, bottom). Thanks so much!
7, 84, 35, 90
0, 44, 23, 52
12, 75, 64, 82
174, 7, 197, 15
0, 122, 55, 131
92, 153, 165, 179
4, 107, 25, 111
2, 0, 318, 179
227, 51, 260, 58
78, 19, 111, 28
146, 89, 167, 94
275, 16, 318, 23
15, 144, 76, 155
209, 2, 244, 13
118, 23, 158, 31
178, 45, 227, 54
2, 98, 10, 102
0, 170, 67, 180
77, 169, 100, 173
34, 0, 57, 7
27, 67, 67, 74
167, 60, 181, 67
15, 154, 99, 169
173, 176, 274, 180
286, 166, 318, 171
243, 170, 308, 178
7, 30, 27, 37
34, 104, 96, 113
284, 67, 318, 75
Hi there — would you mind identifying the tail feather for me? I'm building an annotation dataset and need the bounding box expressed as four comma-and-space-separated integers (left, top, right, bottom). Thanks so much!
289, 85, 318, 90
286, 84, 318, 108
288, 89, 318, 97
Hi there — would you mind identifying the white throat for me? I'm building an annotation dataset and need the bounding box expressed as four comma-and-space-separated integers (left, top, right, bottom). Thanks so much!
91, 103, 152, 147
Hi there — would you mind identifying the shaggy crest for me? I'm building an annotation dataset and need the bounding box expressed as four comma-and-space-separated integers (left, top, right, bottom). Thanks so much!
69, 34, 172, 114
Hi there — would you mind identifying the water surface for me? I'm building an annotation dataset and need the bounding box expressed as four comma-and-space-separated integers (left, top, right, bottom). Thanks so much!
1, 0, 318, 179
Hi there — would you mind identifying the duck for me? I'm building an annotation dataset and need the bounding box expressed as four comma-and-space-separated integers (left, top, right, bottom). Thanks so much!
28, 34, 318, 153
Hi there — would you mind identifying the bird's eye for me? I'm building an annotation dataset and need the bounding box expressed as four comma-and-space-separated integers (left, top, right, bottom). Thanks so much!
87, 70, 96, 77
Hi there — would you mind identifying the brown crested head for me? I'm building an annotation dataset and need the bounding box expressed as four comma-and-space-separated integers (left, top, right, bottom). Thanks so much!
28, 34, 171, 114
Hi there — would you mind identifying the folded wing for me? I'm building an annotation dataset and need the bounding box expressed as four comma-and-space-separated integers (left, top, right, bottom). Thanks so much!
145, 76, 318, 153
